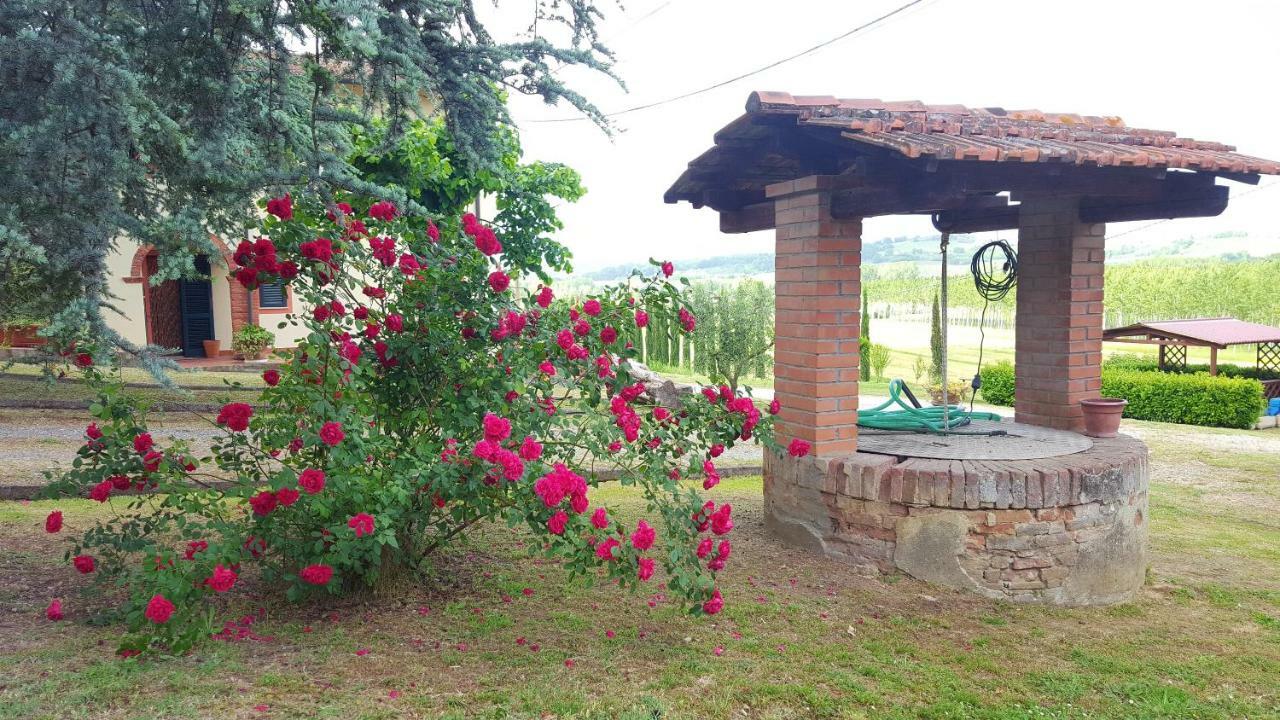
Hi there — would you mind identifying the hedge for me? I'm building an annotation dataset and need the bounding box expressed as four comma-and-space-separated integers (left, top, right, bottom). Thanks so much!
979, 361, 1015, 406
978, 362, 1265, 428
1103, 353, 1280, 381
1101, 369, 1264, 429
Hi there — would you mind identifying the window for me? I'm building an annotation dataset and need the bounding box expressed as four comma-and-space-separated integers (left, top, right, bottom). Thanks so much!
258, 280, 287, 309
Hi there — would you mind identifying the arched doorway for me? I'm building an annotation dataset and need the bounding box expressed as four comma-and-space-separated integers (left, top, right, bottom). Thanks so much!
138, 251, 216, 357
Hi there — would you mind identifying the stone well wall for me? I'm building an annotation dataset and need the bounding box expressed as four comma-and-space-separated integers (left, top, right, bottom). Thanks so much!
763, 434, 1149, 606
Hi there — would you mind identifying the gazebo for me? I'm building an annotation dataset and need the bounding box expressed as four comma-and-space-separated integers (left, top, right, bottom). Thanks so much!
1103, 317, 1280, 399
666, 91, 1280, 605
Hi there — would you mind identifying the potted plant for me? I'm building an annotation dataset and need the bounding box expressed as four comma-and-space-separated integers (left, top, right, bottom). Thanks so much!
201, 338, 221, 358
1080, 397, 1128, 438
928, 379, 971, 406
232, 324, 275, 361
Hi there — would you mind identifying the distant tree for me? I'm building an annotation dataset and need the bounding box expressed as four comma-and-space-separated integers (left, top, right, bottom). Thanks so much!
688, 280, 774, 390
930, 292, 944, 382
0, 0, 619, 367
860, 287, 871, 381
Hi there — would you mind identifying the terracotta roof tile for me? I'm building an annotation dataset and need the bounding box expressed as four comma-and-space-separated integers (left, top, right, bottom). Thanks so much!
666, 91, 1280, 211
1104, 318, 1280, 347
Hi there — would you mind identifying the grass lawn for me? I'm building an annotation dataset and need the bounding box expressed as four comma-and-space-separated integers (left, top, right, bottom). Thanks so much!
1, 419, 1278, 718
0, 364, 262, 407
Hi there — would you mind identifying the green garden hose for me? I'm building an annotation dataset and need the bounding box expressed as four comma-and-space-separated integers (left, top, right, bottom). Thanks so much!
858, 379, 1003, 434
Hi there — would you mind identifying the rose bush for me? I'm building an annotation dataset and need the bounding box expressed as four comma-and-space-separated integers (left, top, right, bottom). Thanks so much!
44, 193, 778, 656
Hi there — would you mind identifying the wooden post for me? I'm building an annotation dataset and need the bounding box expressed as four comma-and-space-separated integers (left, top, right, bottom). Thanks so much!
1210, 346, 1218, 376
1158, 344, 1166, 372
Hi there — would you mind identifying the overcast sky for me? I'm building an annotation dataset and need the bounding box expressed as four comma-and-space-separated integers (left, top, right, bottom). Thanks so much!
500, 0, 1280, 271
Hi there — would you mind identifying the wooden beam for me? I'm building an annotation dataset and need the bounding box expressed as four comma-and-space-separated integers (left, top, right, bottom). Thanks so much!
1078, 184, 1229, 223
719, 202, 775, 234
933, 205, 1019, 233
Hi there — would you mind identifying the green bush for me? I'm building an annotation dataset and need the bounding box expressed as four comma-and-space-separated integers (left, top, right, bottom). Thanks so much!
1102, 369, 1264, 429
232, 324, 275, 358
979, 362, 1263, 427
1103, 353, 1280, 382
979, 361, 1015, 406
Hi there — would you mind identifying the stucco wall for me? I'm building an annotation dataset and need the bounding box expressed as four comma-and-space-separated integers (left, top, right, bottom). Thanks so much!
103, 245, 148, 347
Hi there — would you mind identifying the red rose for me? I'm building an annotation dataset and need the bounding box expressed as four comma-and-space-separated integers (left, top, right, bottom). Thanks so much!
600, 326, 617, 344
74, 352, 93, 368
263, 369, 280, 386
385, 314, 404, 333
547, 510, 568, 535
769, 399, 781, 415
630, 519, 656, 550
298, 468, 325, 494
582, 299, 601, 316
368, 201, 398, 221
46, 599, 64, 621
472, 226, 503, 256
319, 422, 345, 447
426, 220, 440, 242
661, 261, 674, 277
133, 433, 154, 454
634, 309, 649, 328
637, 557, 655, 581
348, 512, 375, 538
86, 423, 102, 440
73, 555, 95, 573
216, 402, 253, 432
536, 286, 553, 308
266, 193, 293, 220
702, 589, 724, 615
276, 487, 300, 506
45, 510, 62, 533
249, 490, 278, 516
144, 594, 175, 624
488, 270, 510, 293
206, 565, 238, 593
235, 266, 259, 288
787, 438, 811, 458
184, 540, 208, 560
88, 480, 112, 502
300, 564, 333, 585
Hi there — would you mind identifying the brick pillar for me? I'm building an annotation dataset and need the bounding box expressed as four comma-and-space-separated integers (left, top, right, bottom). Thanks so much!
768, 176, 862, 457
1014, 197, 1105, 432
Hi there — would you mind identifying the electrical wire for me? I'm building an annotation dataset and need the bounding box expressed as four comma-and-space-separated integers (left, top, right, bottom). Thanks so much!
967, 239, 1017, 412
527, 0, 934, 123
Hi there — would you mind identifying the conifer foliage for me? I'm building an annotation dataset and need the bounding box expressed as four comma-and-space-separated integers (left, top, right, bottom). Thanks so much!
0, 0, 617, 364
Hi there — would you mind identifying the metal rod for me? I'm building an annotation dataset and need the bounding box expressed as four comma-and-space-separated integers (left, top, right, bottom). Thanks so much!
941, 232, 950, 429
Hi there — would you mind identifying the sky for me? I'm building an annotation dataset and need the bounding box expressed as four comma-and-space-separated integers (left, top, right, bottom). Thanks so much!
495, 0, 1280, 272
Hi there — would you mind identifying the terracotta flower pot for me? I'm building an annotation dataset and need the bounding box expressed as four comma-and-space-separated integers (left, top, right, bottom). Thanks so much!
1080, 398, 1128, 438
202, 339, 221, 358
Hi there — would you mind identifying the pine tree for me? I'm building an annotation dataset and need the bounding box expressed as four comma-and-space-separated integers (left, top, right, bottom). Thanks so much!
860, 287, 871, 381
930, 292, 944, 382
0, 0, 618, 367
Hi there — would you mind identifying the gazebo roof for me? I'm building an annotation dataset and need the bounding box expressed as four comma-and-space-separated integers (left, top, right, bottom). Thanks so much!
666, 92, 1280, 233
1103, 318, 1280, 349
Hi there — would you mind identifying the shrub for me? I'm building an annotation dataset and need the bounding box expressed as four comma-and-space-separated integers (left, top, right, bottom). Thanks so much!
231, 324, 274, 358
1103, 353, 1280, 382
979, 361, 1015, 406
869, 343, 891, 380
1102, 369, 1264, 429
43, 194, 776, 656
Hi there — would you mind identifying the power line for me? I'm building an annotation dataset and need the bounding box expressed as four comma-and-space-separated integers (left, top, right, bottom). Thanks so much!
528, 0, 934, 123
